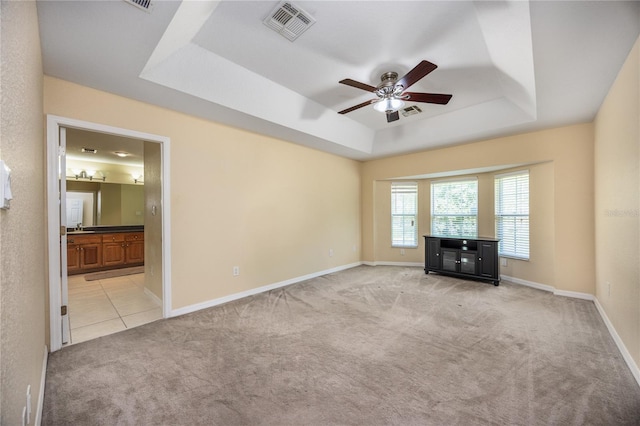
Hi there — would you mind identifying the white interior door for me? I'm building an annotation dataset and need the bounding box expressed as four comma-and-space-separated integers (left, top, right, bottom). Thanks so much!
66, 197, 84, 228
59, 127, 70, 344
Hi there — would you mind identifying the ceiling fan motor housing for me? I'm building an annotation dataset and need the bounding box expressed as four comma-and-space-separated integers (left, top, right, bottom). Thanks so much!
376, 72, 404, 99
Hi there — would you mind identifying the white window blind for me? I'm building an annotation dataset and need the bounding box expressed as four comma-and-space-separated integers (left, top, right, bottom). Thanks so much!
391, 182, 418, 247
431, 178, 478, 237
495, 171, 529, 259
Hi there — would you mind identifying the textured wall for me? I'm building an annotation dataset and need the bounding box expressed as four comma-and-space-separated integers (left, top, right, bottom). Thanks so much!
0, 1, 47, 424
144, 141, 162, 300
594, 35, 640, 366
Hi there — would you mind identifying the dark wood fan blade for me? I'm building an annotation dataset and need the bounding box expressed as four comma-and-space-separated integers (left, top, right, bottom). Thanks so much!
338, 99, 376, 114
339, 79, 377, 92
404, 92, 452, 105
396, 60, 438, 91
386, 111, 400, 123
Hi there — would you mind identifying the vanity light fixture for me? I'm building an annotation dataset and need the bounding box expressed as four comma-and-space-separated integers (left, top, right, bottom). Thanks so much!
81, 147, 97, 154
114, 151, 129, 158
69, 169, 106, 182
132, 173, 144, 184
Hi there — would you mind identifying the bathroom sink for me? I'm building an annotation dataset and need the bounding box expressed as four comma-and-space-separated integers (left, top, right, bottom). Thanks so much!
67, 230, 96, 235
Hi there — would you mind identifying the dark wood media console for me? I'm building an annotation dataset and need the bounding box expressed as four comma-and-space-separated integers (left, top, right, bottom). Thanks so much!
424, 235, 500, 286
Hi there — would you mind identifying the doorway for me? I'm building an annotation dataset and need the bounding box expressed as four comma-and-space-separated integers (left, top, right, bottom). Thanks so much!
46, 115, 172, 352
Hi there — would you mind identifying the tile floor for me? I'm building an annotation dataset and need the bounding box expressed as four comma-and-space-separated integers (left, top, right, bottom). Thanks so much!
67, 272, 162, 345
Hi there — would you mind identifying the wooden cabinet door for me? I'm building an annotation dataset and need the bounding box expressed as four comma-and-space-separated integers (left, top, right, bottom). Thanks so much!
80, 243, 102, 269
102, 233, 125, 267
67, 243, 81, 274
103, 242, 126, 267
125, 240, 144, 264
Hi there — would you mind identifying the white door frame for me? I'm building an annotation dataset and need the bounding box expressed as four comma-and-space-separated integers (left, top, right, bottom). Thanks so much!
46, 115, 172, 352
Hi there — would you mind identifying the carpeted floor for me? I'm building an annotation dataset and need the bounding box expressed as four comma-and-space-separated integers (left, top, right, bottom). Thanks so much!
42, 266, 640, 425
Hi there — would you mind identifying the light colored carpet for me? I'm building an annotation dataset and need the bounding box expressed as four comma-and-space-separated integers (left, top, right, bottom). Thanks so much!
43, 266, 640, 425
83, 266, 145, 281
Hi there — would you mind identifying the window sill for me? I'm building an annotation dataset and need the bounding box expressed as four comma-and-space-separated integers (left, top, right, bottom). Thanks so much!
499, 255, 529, 261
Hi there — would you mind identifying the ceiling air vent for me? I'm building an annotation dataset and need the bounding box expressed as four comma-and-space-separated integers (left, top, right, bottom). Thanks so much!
123, 0, 153, 13
263, 1, 316, 41
401, 105, 423, 117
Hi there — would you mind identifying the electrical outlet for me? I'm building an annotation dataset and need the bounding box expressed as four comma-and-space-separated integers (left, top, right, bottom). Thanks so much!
233, 266, 240, 276
607, 281, 611, 297
400, 249, 405, 255
329, 249, 334, 257
500, 258, 507, 267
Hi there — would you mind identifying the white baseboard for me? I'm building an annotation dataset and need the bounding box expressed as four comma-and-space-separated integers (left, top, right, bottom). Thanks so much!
593, 297, 640, 388
170, 262, 362, 317
35, 345, 48, 426
502, 274, 639, 388
500, 274, 594, 300
144, 287, 163, 308
362, 261, 423, 267
554, 289, 594, 301
500, 274, 556, 293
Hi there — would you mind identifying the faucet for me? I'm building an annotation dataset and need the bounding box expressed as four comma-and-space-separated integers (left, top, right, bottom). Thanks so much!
76, 223, 83, 231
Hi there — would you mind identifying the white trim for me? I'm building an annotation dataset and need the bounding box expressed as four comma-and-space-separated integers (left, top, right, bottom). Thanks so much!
500, 274, 594, 300
554, 289, 594, 301
144, 287, 163, 307
35, 345, 48, 426
46, 118, 63, 351
500, 274, 555, 293
46, 115, 172, 351
171, 262, 362, 317
593, 297, 640, 388
367, 261, 424, 267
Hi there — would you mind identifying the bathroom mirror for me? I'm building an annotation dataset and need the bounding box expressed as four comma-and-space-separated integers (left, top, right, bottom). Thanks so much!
67, 181, 144, 226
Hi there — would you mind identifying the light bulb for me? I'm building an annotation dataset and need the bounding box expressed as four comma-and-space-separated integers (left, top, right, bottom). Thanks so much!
373, 98, 405, 113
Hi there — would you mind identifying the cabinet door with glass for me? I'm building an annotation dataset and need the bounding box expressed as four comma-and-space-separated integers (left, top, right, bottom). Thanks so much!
459, 251, 477, 275
441, 249, 459, 272
440, 248, 477, 275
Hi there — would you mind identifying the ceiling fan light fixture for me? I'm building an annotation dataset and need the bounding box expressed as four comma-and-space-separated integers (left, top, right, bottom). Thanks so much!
373, 98, 405, 113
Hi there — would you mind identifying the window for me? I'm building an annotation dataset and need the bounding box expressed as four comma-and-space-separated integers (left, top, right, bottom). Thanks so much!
391, 182, 418, 247
431, 178, 478, 237
495, 171, 529, 259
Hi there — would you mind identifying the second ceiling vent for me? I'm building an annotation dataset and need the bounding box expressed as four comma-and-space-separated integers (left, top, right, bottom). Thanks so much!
264, 1, 316, 42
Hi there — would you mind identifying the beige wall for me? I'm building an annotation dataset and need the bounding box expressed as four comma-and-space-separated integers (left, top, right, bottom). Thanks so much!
120, 184, 144, 225
100, 183, 122, 225
144, 141, 162, 300
362, 124, 594, 294
0, 1, 47, 424
594, 36, 640, 366
44, 77, 362, 310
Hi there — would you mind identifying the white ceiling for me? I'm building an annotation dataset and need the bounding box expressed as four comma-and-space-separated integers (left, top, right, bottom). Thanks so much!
37, 0, 640, 161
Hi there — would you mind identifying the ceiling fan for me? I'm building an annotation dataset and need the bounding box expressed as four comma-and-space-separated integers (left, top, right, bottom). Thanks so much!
338, 60, 452, 123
